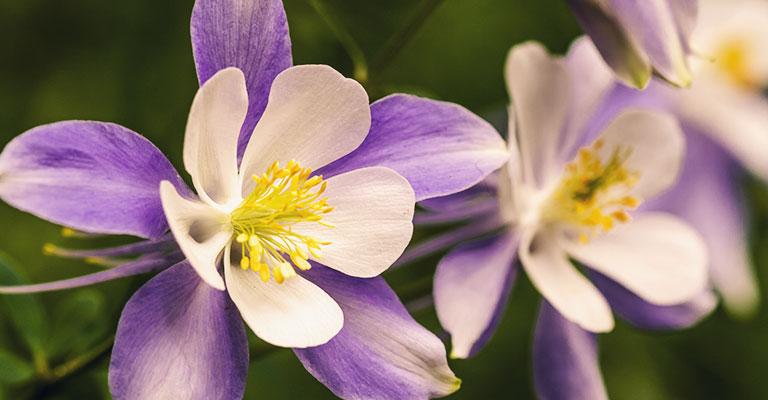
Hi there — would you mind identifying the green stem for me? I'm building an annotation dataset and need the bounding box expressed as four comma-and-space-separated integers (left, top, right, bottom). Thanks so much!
40, 336, 114, 383
369, 0, 446, 80
309, 0, 369, 85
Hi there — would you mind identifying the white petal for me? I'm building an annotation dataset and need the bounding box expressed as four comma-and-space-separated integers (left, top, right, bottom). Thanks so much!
519, 229, 614, 333
159, 181, 231, 290
293, 167, 415, 278
505, 42, 572, 188
223, 245, 343, 348
563, 213, 709, 306
239, 65, 371, 195
183, 67, 247, 207
595, 110, 684, 199
561, 37, 615, 156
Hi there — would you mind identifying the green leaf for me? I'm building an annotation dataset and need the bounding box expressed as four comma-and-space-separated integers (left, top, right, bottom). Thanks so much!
0, 252, 48, 361
46, 289, 108, 361
0, 349, 34, 385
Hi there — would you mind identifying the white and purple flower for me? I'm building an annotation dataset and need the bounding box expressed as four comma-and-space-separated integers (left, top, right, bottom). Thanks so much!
411, 39, 712, 399
565, 0, 697, 88
590, 0, 768, 317
0, 0, 510, 399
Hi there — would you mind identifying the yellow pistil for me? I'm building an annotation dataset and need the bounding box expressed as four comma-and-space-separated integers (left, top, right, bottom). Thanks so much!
230, 160, 333, 284
541, 139, 641, 243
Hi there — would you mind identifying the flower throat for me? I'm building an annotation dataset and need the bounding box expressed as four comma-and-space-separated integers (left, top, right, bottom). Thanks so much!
230, 160, 333, 284
541, 139, 641, 243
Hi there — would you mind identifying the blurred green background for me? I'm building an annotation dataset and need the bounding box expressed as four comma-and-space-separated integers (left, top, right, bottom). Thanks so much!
0, 0, 767, 398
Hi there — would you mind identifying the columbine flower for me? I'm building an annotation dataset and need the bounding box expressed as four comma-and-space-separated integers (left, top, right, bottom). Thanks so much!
565, 0, 696, 88
590, 0, 768, 317
406, 40, 710, 399
0, 0, 509, 398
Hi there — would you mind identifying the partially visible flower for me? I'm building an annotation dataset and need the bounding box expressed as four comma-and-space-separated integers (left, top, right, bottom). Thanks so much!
0, 0, 509, 398
588, 0, 768, 317
402, 39, 714, 399
565, 0, 696, 88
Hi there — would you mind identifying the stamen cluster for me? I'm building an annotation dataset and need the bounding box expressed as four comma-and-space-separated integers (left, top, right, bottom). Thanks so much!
230, 160, 334, 283
542, 139, 641, 243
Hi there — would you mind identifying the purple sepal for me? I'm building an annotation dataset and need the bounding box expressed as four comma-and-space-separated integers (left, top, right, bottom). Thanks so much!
294, 265, 460, 400
533, 300, 608, 400
0, 121, 190, 239
318, 94, 508, 202
109, 261, 248, 400
191, 0, 293, 159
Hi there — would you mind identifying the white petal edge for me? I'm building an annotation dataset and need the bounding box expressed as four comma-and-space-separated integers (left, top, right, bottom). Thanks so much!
159, 181, 231, 291
505, 42, 573, 188
595, 109, 684, 199
519, 229, 614, 333
224, 244, 344, 348
183, 67, 247, 208
564, 213, 709, 306
292, 166, 415, 278
239, 65, 371, 196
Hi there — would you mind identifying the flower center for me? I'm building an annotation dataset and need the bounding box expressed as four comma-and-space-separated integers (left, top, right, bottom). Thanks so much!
540, 139, 641, 243
230, 160, 333, 284
716, 39, 759, 88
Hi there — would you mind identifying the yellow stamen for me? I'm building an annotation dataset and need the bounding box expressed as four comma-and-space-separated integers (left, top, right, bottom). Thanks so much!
541, 140, 642, 243
230, 160, 334, 284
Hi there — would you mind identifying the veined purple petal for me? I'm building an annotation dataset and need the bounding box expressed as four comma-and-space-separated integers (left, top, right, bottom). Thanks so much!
434, 231, 519, 359
191, 0, 292, 159
589, 270, 716, 330
0, 121, 190, 239
318, 94, 508, 202
533, 301, 608, 400
109, 262, 248, 400
0, 253, 184, 294
294, 265, 460, 400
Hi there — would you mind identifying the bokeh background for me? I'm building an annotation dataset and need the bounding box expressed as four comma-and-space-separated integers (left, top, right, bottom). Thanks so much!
0, 0, 767, 398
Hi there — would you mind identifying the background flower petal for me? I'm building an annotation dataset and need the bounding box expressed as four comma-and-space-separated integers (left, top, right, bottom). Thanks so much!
191, 0, 292, 158
565, 213, 709, 306
533, 300, 608, 400
519, 230, 614, 333
590, 270, 717, 330
109, 261, 248, 400
606, 0, 692, 87
318, 94, 508, 201
594, 110, 684, 199
0, 121, 190, 239
295, 265, 460, 400
643, 130, 759, 316
434, 231, 519, 359
505, 42, 573, 188
565, 0, 652, 88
